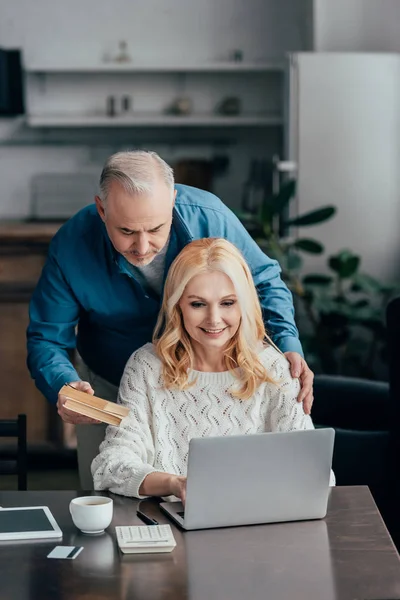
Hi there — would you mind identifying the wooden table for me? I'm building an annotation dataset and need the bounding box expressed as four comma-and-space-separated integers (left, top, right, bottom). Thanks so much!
0, 486, 399, 600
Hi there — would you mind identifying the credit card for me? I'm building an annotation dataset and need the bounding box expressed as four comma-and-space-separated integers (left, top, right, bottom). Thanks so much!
47, 546, 83, 559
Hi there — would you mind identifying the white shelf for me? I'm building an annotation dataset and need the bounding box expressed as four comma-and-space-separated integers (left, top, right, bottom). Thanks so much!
26, 113, 283, 128
25, 61, 284, 74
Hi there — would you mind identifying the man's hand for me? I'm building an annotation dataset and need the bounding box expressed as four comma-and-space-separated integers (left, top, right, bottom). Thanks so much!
57, 380, 100, 425
169, 475, 187, 506
284, 352, 314, 415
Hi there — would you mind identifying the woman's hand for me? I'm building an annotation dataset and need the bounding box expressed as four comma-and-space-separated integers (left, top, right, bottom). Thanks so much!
169, 475, 187, 506
139, 472, 187, 503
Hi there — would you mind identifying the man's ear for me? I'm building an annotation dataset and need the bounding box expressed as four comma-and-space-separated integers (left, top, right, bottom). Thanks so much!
172, 189, 177, 206
94, 195, 106, 222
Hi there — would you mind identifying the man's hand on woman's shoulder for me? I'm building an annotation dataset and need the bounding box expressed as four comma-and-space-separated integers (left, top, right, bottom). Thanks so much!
284, 352, 314, 415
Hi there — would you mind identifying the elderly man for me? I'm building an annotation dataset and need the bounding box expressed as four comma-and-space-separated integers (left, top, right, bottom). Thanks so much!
27, 150, 313, 489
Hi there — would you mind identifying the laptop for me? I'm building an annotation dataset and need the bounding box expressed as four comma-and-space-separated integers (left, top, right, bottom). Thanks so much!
160, 428, 335, 530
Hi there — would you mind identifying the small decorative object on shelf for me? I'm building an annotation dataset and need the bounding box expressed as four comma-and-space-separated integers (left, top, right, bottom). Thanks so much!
215, 96, 242, 116
165, 96, 193, 116
106, 96, 116, 117
115, 40, 131, 63
231, 49, 244, 63
121, 95, 132, 113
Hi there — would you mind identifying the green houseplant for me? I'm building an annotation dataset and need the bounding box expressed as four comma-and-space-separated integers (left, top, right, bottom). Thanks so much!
238, 180, 399, 379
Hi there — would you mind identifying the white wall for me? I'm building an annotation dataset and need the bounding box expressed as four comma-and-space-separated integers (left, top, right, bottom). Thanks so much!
0, 0, 312, 218
314, 0, 400, 52
1, 0, 312, 66
292, 53, 400, 281
307, 1, 400, 281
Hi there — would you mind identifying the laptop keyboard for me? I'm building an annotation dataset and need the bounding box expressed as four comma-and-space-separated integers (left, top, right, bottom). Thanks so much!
177, 511, 185, 518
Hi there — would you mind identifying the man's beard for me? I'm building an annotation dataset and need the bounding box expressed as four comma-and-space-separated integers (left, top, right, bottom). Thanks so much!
126, 248, 160, 266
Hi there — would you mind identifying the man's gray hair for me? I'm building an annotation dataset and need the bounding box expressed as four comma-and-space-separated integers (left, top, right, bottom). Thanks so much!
99, 150, 175, 201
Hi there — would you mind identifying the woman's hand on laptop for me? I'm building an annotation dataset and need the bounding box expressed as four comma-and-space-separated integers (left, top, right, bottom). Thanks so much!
169, 475, 187, 506
139, 473, 187, 505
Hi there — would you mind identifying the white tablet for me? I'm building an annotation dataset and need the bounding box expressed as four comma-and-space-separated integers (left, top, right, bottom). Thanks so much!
0, 506, 63, 541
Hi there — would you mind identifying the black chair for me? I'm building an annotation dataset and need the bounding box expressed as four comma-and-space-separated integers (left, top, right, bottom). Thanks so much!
312, 375, 391, 488
387, 297, 400, 467
312, 374, 395, 543
310, 297, 400, 547
386, 297, 400, 545
0, 414, 27, 490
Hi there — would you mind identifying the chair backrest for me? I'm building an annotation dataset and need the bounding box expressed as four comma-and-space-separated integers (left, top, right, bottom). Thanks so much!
313, 375, 390, 431
0, 414, 27, 490
385, 297, 400, 547
312, 375, 390, 486
387, 297, 400, 475
387, 297, 400, 420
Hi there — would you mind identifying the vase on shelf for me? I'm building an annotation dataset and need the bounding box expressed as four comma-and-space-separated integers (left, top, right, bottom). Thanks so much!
114, 40, 131, 63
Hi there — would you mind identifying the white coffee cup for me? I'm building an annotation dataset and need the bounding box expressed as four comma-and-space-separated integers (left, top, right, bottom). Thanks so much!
69, 496, 113, 534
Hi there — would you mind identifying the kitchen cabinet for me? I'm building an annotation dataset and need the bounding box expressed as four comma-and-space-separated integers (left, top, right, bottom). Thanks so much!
0, 222, 61, 444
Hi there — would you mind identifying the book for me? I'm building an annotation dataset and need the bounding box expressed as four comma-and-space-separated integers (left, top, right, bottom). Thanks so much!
59, 385, 129, 426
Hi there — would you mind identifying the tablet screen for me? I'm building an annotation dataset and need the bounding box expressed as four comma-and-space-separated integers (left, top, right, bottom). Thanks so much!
0, 508, 55, 533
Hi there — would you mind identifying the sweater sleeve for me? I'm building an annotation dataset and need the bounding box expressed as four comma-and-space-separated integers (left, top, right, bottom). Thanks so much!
268, 371, 314, 433
91, 348, 159, 497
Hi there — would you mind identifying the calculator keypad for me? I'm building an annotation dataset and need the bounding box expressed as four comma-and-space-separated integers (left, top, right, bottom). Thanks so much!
116, 524, 173, 544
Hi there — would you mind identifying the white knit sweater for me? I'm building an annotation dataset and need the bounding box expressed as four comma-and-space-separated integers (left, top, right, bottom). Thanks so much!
92, 343, 330, 497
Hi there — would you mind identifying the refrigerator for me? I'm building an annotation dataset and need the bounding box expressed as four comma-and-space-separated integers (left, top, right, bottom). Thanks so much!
286, 52, 400, 281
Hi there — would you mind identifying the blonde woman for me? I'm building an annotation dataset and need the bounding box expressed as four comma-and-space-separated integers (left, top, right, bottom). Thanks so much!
92, 238, 331, 501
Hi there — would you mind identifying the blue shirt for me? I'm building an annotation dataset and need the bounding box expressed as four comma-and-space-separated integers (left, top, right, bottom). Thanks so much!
27, 184, 302, 403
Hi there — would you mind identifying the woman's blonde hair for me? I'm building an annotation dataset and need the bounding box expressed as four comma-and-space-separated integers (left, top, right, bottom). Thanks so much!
153, 238, 278, 400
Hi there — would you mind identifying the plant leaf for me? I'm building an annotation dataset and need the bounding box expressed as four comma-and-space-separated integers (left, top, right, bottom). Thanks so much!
329, 254, 360, 278
293, 239, 324, 254
260, 202, 273, 229
380, 282, 400, 294
267, 179, 297, 215
303, 274, 333, 286
259, 180, 296, 228
351, 272, 382, 293
286, 252, 303, 271
285, 206, 336, 227
352, 299, 370, 309
332, 249, 360, 264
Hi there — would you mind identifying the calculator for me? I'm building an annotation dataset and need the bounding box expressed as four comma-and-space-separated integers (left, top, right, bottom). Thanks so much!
115, 524, 177, 554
